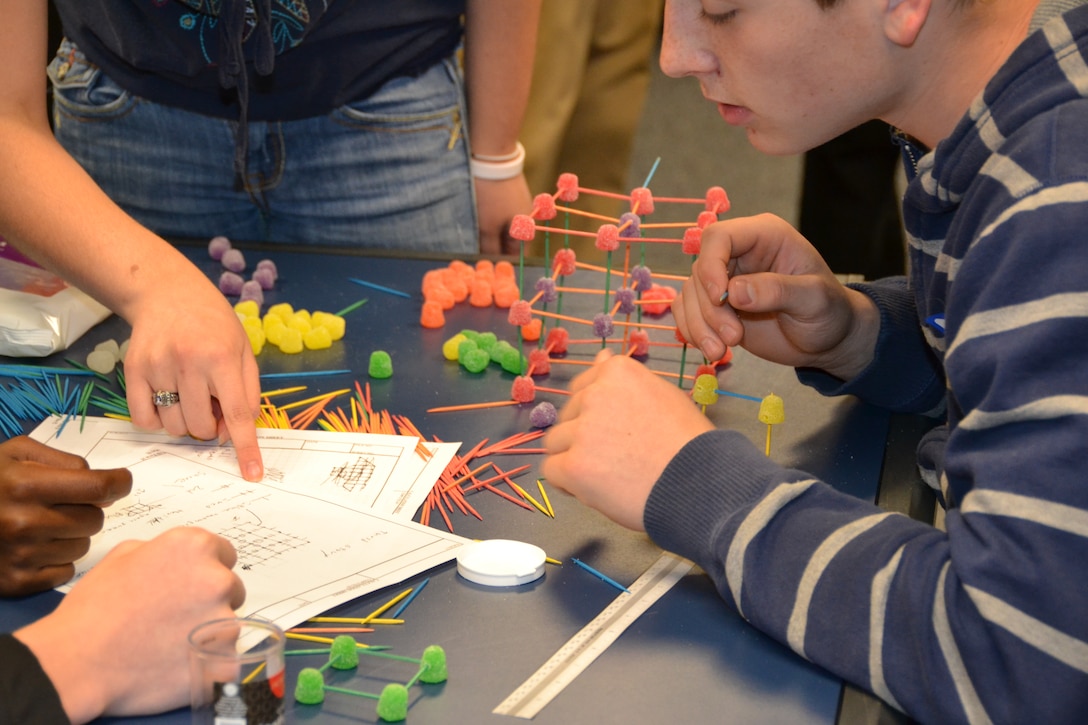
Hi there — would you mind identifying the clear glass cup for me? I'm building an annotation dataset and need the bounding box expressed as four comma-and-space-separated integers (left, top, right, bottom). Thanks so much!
188, 617, 286, 725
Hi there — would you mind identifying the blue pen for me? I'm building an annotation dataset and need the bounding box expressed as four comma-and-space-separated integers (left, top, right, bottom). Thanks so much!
571, 558, 630, 594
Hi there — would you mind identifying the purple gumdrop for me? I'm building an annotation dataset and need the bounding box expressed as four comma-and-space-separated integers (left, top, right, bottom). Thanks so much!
613, 287, 637, 315
221, 248, 246, 273
618, 212, 641, 238
529, 401, 558, 428
534, 276, 558, 303
630, 265, 653, 292
208, 235, 231, 260
239, 280, 265, 306
592, 312, 614, 339
218, 271, 244, 296
256, 258, 278, 278
252, 266, 277, 290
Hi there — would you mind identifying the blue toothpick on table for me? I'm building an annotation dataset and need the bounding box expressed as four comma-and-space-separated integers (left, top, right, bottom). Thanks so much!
570, 558, 630, 594
348, 277, 411, 299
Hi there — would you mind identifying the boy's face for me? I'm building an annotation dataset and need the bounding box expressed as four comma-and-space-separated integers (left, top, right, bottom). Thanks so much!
661, 0, 894, 155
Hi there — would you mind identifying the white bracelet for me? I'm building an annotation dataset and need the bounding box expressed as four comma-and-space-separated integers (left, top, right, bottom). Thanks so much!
470, 141, 525, 180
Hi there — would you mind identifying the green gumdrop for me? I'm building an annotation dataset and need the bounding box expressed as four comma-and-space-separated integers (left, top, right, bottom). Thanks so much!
376, 683, 409, 722
458, 329, 480, 343
475, 331, 498, 352
417, 645, 448, 684
330, 635, 359, 669
456, 338, 479, 364
294, 668, 326, 704
462, 348, 490, 373
369, 350, 393, 379
500, 348, 527, 375
489, 340, 514, 364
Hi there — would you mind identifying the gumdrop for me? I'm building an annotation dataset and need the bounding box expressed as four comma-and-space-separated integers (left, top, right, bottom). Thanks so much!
425, 283, 456, 311
628, 329, 651, 356
441, 268, 469, 303
511, 376, 535, 403
476, 331, 498, 353
287, 312, 311, 335
508, 214, 536, 241
493, 281, 520, 308
675, 326, 689, 345
692, 374, 719, 406
528, 348, 551, 375
532, 192, 558, 220
311, 311, 345, 341
86, 349, 117, 374
330, 635, 359, 670
256, 258, 277, 277
469, 279, 493, 307
293, 668, 325, 705
266, 302, 294, 322
508, 299, 533, 326
629, 265, 652, 292
208, 235, 232, 261
617, 212, 641, 238
556, 172, 579, 202
495, 260, 516, 281
219, 271, 244, 296
705, 186, 730, 213
443, 333, 467, 361
613, 287, 636, 315
552, 248, 577, 277
420, 300, 445, 329
545, 327, 570, 354
696, 363, 717, 379
488, 340, 512, 364
500, 348, 527, 375
221, 248, 246, 273
457, 339, 479, 365
682, 227, 702, 256
303, 326, 332, 350
758, 393, 785, 425
234, 299, 260, 319
278, 327, 304, 354
252, 266, 276, 291
629, 186, 655, 215
462, 348, 490, 373
595, 224, 620, 252
263, 315, 286, 346
714, 347, 734, 366
474, 259, 495, 282
534, 276, 558, 304
697, 210, 718, 229
521, 318, 542, 341
239, 279, 264, 306
529, 401, 557, 428
418, 645, 448, 684
641, 285, 676, 315
369, 351, 393, 379
242, 319, 266, 355
592, 313, 614, 339
377, 683, 409, 722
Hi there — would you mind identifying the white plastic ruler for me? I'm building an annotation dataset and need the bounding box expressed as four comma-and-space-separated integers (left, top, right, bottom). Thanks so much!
493, 551, 694, 719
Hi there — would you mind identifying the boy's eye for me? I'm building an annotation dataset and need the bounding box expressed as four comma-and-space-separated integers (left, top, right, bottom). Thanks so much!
699, 8, 738, 25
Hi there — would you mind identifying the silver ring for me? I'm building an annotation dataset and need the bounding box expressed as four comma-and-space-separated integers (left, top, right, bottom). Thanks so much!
152, 390, 180, 408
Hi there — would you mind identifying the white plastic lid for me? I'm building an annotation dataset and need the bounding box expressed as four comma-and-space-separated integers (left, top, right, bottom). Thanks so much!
456, 539, 547, 587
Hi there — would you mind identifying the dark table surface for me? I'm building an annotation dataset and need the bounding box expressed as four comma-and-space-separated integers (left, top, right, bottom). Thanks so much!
0, 244, 930, 724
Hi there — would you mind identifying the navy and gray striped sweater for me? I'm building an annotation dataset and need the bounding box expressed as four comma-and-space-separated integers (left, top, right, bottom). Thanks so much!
646, 2, 1088, 722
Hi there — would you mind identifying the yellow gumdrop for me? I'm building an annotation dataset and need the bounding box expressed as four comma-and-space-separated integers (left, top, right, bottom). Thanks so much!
303, 326, 333, 350
234, 299, 260, 318
287, 313, 312, 335
266, 302, 294, 322
442, 334, 468, 361
263, 314, 286, 345
311, 311, 345, 341
244, 325, 266, 356
278, 327, 304, 354
758, 393, 785, 425
241, 316, 263, 337
691, 374, 719, 406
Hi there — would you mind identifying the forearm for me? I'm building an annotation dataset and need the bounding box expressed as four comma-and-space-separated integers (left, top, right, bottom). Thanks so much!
463, 0, 541, 157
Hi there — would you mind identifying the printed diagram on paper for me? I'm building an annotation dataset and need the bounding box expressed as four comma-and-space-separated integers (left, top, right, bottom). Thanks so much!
31, 417, 466, 631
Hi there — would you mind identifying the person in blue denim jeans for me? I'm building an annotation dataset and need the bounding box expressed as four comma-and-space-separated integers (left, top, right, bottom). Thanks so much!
0, 1, 539, 483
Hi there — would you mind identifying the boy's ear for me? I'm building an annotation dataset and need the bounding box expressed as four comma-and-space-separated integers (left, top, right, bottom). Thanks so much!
884, 0, 932, 46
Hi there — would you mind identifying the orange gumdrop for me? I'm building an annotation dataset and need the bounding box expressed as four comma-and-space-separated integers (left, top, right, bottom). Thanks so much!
641, 284, 677, 315
521, 318, 543, 341
424, 284, 456, 310
420, 300, 445, 329
469, 279, 494, 307
493, 282, 520, 308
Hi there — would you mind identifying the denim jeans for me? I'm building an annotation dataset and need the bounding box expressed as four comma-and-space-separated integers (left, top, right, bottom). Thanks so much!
47, 39, 479, 252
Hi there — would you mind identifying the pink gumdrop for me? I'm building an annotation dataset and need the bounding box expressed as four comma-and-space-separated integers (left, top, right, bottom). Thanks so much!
552, 248, 577, 277
630, 187, 655, 216
218, 271, 244, 295
256, 258, 277, 277
532, 193, 558, 221
508, 299, 533, 326
509, 214, 536, 241
529, 401, 558, 428
593, 313, 614, 338
239, 280, 264, 306
221, 248, 246, 273
595, 224, 620, 252
556, 172, 579, 202
528, 348, 551, 375
629, 329, 651, 356
511, 376, 536, 403
697, 211, 718, 229
641, 285, 677, 315
682, 227, 703, 255
705, 186, 731, 213
545, 326, 570, 354
208, 235, 231, 260
252, 266, 276, 290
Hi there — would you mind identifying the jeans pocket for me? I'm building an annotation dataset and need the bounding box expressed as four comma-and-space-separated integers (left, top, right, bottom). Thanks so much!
48, 39, 135, 120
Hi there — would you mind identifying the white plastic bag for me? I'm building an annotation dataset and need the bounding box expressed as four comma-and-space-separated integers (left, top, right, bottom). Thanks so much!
0, 239, 110, 358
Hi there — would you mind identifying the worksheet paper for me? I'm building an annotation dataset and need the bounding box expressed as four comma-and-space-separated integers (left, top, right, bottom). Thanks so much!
31, 416, 467, 631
